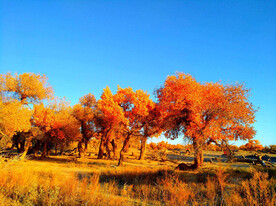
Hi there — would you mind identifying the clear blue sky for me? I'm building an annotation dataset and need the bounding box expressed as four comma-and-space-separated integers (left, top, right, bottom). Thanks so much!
0, 1, 275, 146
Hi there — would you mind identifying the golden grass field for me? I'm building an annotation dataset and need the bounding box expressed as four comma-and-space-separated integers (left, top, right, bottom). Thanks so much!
0, 147, 275, 206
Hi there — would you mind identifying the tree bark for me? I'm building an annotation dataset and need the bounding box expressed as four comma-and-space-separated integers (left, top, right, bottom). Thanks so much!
105, 138, 112, 159
81, 121, 89, 156
98, 136, 105, 159
111, 139, 117, 159
12, 133, 23, 153
55, 145, 58, 156
98, 128, 111, 159
41, 141, 48, 158
84, 139, 88, 153
78, 141, 84, 158
47, 146, 51, 156
193, 141, 203, 169
118, 134, 131, 166
33, 141, 41, 158
14, 141, 20, 153
20, 138, 32, 160
138, 137, 147, 160
19, 139, 25, 153
60, 144, 64, 156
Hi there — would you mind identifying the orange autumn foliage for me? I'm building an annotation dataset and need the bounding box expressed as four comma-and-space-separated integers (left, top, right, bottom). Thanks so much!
72, 93, 98, 157
73, 93, 97, 139
111, 86, 155, 165
0, 72, 53, 104
0, 100, 32, 137
114, 86, 155, 130
138, 103, 163, 160
98, 86, 128, 127
240, 139, 263, 151
156, 73, 256, 168
0, 71, 259, 167
147, 141, 186, 151
33, 100, 80, 141
96, 87, 127, 159
0, 72, 54, 148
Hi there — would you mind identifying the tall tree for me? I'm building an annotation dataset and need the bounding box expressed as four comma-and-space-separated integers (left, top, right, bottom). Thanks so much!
0, 72, 53, 156
138, 105, 162, 160
73, 93, 97, 158
97, 86, 127, 159
115, 87, 155, 166
156, 73, 256, 169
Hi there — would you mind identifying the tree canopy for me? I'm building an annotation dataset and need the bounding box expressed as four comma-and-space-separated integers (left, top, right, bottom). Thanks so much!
0, 72, 258, 168
156, 73, 256, 168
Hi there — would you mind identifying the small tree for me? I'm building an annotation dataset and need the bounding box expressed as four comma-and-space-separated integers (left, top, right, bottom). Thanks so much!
33, 99, 80, 158
241, 140, 263, 151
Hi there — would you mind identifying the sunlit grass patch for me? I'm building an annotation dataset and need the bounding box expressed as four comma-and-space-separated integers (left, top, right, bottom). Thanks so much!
0, 155, 275, 205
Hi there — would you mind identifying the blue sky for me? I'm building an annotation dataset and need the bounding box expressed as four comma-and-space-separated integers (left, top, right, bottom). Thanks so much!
0, 1, 275, 146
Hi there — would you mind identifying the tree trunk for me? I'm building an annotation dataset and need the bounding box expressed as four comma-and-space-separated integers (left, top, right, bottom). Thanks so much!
105, 138, 112, 159
81, 121, 89, 156
138, 137, 147, 160
118, 134, 131, 166
84, 139, 88, 153
55, 145, 58, 156
41, 142, 48, 158
20, 138, 32, 160
19, 139, 25, 153
33, 141, 41, 158
60, 144, 64, 156
98, 136, 105, 159
47, 147, 51, 156
14, 141, 20, 153
193, 141, 203, 169
78, 141, 84, 158
111, 139, 117, 159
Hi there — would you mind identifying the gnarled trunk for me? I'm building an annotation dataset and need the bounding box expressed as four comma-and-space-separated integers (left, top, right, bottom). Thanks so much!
12, 133, 24, 153
118, 134, 131, 166
33, 141, 41, 158
78, 141, 84, 158
98, 129, 111, 159
41, 141, 48, 158
111, 139, 117, 159
105, 138, 112, 159
193, 141, 203, 169
60, 144, 64, 156
84, 139, 89, 153
14, 141, 20, 153
138, 137, 147, 160
20, 138, 32, 160
55, 145, 58, 156
176, 141, 203, 171
19, 139, 25, 153
81, 121, 89, 156
98, 136, 105, 159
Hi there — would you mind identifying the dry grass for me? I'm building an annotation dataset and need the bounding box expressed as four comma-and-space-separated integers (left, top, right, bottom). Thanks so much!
0, 152, 275, 206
